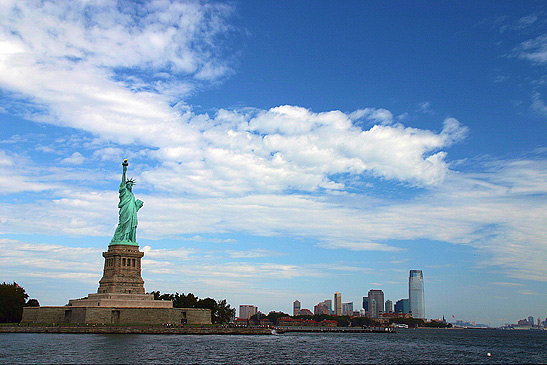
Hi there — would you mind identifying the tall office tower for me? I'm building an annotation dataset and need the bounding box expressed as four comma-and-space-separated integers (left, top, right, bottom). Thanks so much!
394, 299, 409, 314
314, 303, 329, 315
367, 289, 384, 318
362, 297, 369, 312
370, 299, 377, 318
409, 270, 425, 319
334, 292, 342, 316
385, 299, 393, 313
239, 305, 258, 319
293, 300, 301, 316
324, 299, 333, 314
342, 302, 353, 315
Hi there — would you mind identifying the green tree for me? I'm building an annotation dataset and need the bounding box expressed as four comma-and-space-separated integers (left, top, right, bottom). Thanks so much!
25, 298, 40, 307
149, 291, 235, 324
266, 311, 289, 325
387, 317, 425, 328
424, 320, 452, 328
175, 292, 198, 308
214, 299, 236, 324
350, 316, 378, 327
0, 282, 28, 323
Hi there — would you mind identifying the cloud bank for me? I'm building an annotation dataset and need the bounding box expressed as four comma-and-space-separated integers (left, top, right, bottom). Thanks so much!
0, 1, 546, 290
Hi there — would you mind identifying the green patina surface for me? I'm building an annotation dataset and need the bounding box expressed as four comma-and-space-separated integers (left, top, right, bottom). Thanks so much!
110, 160, 143, 246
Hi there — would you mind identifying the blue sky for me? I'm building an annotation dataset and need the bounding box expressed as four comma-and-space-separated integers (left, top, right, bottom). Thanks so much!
0, 0, 546, 326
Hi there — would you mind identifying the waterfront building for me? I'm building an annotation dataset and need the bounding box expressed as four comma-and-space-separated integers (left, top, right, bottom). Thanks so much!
362, 297, 368, 312
323, 299, 333, 314
239, 305, 258, 319
316, 299, 333, 314
367, 289, 384, 318
370, 299, 377, 318
409, 270, 425, 318
378, 311, 412, 323
334, 292, 342, 316
293, 300, 301, 316
277, 317, 337, 327
385, 299, 393, 313
314, 304, 329, 315
342, 302, 353, 315
299, 308, 313, 316
395, 298, 410, 314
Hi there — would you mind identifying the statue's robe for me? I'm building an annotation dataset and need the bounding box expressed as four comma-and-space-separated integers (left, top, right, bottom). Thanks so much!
110, 183, 143, 244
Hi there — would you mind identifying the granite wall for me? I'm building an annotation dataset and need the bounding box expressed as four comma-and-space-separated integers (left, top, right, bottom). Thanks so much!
22, 306, 211, 325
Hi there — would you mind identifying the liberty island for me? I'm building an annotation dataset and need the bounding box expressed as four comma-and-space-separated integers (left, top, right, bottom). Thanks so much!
21, 160, 211, 326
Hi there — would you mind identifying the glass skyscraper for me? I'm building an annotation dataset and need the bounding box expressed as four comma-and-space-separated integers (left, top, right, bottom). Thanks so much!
409, 270, 425, 319
367, 289, 384, 318
334, 292, 342, 316
394, 298, 409, 314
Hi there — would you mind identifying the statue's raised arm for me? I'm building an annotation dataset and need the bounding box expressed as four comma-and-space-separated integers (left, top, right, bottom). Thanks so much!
110, 159, 143, 246
120, 159, 128, 188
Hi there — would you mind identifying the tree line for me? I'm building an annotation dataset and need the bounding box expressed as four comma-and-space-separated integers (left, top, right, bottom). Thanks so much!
0, 282, 39, 323
150, 291, 235, 324
251, 311, 451, 328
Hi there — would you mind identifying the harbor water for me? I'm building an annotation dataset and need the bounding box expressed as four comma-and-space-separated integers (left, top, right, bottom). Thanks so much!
1, 328, 546, 364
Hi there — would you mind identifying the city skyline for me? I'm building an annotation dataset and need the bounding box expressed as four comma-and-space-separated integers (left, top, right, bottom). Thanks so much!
0, 1, 546, 327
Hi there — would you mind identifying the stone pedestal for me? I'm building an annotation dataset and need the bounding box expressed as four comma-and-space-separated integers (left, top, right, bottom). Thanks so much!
98, 244, 145, 294
68, 293, 172, 308
21, 242, 212, 325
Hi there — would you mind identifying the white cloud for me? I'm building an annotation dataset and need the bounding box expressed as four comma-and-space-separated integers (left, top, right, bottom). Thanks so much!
518, 289, 540, 296
141, 245, 194, 260
60, 152, 85, 165
491, 282, 523, 287
0, 1, 469, 197
531, 92, 547, 117
0, 0, 545, 292
226, 249, 283, 258
142, 107, 467, 196
92, 147, 124, 161
0, 240, 103, 284
515, 15, 538, 29
0, 150, 59, 194
349, 107, 394, 125
1, 155, 545, 283
0, 0, 233, 150
416, 101, 434, 114
514, 33, 547, 64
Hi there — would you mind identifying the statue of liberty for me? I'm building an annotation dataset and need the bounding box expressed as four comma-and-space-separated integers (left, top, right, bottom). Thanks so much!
110, 159, 144, 245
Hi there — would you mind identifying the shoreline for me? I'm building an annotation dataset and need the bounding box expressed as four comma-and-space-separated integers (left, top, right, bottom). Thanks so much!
0, 325, 273, 335
0, 325, 398, 335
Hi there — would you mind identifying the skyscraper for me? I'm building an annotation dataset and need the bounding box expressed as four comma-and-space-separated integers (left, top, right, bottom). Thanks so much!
367, 289, 384, 318
239, 305, 258, 319
293, 300, 301, 316
323, 299, 333, 314
370, 299, 377, 318
394, 298, 409, 314
314, 303, 329, 315
342, 302, 353, 315
385, 299, 393, 313
334, 292, 342, 316
409, 270, 425, 319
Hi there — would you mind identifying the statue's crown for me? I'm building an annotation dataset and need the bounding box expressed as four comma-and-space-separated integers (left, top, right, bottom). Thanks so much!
126, 177, 136, 185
